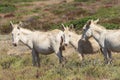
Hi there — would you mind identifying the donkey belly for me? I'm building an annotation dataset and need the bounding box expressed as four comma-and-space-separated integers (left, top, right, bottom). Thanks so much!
108, 45, 120, 52
106, 41, 120, 52
106, 33, 120, 52
34, 45, 54, 55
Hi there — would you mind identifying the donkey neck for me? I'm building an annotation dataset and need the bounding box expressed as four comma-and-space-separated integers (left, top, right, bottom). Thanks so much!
91, 25, 106, 43
20, 28, 33, 35
20, 28, 33, 45
69, 32, 81, 49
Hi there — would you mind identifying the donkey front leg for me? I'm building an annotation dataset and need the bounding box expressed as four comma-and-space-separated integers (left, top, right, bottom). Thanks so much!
32, 49, 40, 67
102, 48, 109, 64
53, 45, 64, 64
56, 50, 64, 63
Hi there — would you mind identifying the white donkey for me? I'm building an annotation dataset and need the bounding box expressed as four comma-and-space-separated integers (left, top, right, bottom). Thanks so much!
82, 19, 120, 64
62, 24, 101, 60
10, 21, 65, 67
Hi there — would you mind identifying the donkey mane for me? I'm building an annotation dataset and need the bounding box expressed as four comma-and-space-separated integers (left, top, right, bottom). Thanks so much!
93, 24, 106, 30
20, 27, 33, 35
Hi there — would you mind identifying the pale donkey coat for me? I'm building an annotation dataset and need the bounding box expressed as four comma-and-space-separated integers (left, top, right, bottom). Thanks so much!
82, 19, 120, 64
10, 21, 65, 67
62, 24, 101, 60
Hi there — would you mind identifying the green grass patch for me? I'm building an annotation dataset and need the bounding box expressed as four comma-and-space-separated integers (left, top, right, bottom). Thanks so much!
17, 3, 33, 7
0, 3, 17, 13
102, 23, 120, 29
94, 6, 120, 19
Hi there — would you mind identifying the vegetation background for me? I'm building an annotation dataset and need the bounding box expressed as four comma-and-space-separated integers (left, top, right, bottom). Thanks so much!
0, 0, 120, 80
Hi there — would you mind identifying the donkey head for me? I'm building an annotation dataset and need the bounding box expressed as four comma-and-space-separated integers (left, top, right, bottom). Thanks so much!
62, 24, 74, 46
81, 19, 99, 40
10, 21, 23, 46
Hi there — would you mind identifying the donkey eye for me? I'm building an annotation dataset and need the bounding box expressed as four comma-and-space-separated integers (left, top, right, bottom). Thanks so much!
83, 29, 86, 32
69, 35, 71, 37
18, 33, 20, 35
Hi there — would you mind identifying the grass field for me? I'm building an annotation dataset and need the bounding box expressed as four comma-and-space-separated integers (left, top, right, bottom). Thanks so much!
1, 50, 120, 80
0, 0, 120, 80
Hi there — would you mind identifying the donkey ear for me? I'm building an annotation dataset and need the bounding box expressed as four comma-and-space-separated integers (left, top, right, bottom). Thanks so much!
10, 21, 14, 28
61, 23, 66, 31
66, 26, 69, 30
17, 26, 20, 30
69, 24, 74, 29
87, 20, 92, 26
94, 19, 99, 24
19, 21, 23, 27
69, 24, 75, 31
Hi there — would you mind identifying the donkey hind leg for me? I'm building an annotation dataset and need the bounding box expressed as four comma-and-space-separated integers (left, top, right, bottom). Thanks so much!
32, 49, 36, 66
32, 49, 40, 67
36, 52, 40, 67
102, 48, 109, 64
107, 50, 112, 64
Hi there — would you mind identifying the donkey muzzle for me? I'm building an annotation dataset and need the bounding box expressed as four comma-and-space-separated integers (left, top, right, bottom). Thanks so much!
13, 43, 17, 47
64, 44, 68, 46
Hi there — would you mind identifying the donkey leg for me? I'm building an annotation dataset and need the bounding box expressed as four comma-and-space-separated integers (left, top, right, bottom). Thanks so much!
107, 50, 112, 64
102, 48, 109, 64
52, 41, 63, 64
36, 53, 40, 67
60, 46, 66, 60
56, 50, 63, 63
54, 46, 64, 64
32, 49, 36, 66
32, 49, 40, 67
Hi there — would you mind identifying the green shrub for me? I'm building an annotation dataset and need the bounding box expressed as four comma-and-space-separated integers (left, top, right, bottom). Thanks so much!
51, 16, 120, 31
102, 23, 120, 29
94, 6, 120, 19
63, 16, 97, 30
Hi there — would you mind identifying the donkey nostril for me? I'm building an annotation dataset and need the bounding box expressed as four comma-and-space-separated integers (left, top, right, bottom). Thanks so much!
65, 44, 68, 46
13, 43, 17, 46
